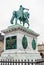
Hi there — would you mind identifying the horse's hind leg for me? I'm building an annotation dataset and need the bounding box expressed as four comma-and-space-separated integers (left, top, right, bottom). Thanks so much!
23, 22, 24, 26
15, 19, 17, 25
20, 21, 21, 24
27, 23, 29, 28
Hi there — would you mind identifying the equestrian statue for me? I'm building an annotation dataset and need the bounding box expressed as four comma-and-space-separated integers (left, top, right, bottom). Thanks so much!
10, 5, 30, 28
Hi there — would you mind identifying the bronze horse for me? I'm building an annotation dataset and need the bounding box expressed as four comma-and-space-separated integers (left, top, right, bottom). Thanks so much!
10, 5, 30, 28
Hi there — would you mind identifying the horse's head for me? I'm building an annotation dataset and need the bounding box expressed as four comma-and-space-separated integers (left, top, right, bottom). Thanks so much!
26, 12, 29, 18
24, 12, 29, 18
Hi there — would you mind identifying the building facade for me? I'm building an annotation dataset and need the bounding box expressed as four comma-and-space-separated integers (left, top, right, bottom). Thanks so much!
0, 33, 4, 56
38, 44, 44, 58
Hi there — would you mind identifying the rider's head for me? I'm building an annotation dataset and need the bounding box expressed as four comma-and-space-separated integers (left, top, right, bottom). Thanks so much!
20, 5, 22, 7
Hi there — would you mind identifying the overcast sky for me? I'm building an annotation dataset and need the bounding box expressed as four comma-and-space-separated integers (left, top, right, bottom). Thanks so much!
0, 0, 44, 44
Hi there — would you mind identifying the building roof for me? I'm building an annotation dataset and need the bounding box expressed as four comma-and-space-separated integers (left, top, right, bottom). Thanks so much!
1, 24, 39, 37
0, 33, 4, 41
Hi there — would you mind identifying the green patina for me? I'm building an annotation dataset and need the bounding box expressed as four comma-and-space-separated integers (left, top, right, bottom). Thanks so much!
22, 35, 28, 49
32, 38, 36, 50
6, 36, 17, 49
10, 5, 30, 28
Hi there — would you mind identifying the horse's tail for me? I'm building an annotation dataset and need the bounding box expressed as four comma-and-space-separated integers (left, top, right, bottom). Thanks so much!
13, 11, 17, 18
10, 15, 15, 24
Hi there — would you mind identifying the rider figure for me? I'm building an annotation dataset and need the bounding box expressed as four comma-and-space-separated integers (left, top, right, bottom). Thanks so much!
19, 5, 25, 13
19, 5, 29, 12
19, 5, 29, 20
19, 5, 25, 18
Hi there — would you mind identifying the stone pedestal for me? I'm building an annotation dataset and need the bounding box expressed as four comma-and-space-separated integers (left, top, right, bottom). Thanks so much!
1, 24, 41, 60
